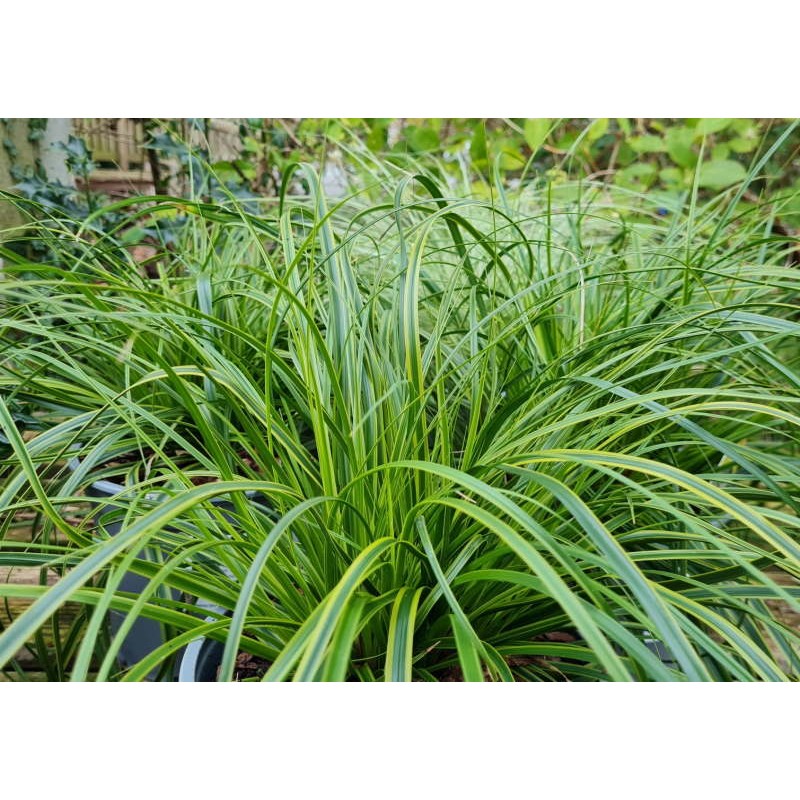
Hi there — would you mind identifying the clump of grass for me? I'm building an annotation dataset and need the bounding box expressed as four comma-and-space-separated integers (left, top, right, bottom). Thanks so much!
1, 152, 799, 681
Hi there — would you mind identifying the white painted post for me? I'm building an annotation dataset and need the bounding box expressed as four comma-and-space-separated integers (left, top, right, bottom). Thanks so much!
40, 119, 74, 185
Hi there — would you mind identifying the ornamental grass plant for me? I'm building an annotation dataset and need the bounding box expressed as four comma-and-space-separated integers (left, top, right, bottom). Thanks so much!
1, 140, 799, 680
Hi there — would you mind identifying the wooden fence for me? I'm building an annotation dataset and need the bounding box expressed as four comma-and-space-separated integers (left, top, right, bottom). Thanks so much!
72, 118, 243, 195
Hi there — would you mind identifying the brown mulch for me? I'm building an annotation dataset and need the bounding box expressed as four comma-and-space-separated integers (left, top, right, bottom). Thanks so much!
436, 630, 577, 681
231, 651, 271, 681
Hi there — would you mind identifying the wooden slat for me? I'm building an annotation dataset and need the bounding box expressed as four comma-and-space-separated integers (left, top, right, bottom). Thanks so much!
0, 671, 52, 681
2, 516, 82, 671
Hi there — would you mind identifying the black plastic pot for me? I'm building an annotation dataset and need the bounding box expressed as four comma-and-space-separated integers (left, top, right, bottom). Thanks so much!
69, 454, 269, 680
178, 630, 678, 682
641, 633, 678, 669
75, 468, 184, 679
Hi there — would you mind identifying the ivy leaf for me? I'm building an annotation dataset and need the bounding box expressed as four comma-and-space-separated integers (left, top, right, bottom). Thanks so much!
27, 119, 48, 143
697, 159, 747, 189
58, 135, 91, 161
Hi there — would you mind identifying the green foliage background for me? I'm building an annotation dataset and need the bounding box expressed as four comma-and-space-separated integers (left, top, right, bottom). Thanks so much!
224, 118, 800, 200
5, 118, 799, 243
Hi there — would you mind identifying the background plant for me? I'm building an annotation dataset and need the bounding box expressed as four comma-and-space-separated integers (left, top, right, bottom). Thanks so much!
4, 118, 799, 266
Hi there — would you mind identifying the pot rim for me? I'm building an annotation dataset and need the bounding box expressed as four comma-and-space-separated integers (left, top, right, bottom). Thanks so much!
66, 447, 265, 503
178, 600, 227, 682
67, 453, 134, 498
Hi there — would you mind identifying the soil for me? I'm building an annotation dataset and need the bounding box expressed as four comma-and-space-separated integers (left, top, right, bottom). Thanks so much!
214, 629, 581, 682
434, 630, 577, 681
230, 651, 272, 681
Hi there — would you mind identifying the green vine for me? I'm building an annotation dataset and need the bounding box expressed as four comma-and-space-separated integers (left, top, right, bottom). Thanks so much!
27, 119, 48, 143
1, 119, 19, 171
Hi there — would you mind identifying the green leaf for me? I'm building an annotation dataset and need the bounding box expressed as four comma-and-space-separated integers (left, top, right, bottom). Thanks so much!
384, 587, 423, 681
365, 121, 387, 152
698, 158, 747, 189
629, 135, 665, 154
658, 166, 684, 187
695, 118, 734, 135
293, 538, 395, 681
470, 124, 487, 164
511, 469, 710, 680
219, 496, 336, 682
450, 614, 484, 682
0, 479, 295, 670
711, 143, 730, 160
405, 125, 440, 153
321, 594, 368, 682
586, 118, 609, 142
665, 127, 697, 168
498, 147, 525, 170
523, 118, 551, 154
729, 136, 757, 154
616, 162, 658, 189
